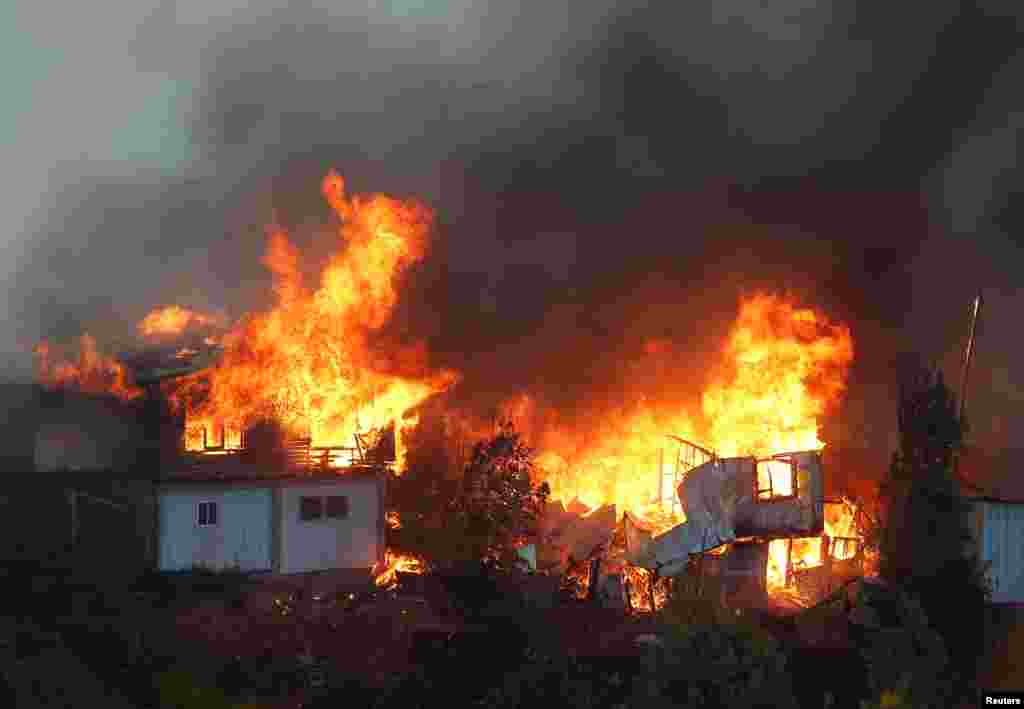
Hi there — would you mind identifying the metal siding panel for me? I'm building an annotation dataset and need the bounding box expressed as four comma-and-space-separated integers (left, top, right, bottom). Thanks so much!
981, 503, 1024, 604
1004, 505, 1024, 604
1000, 505, 1012, 603
983, 503, 999, 601
272, 487, 282, 573
1002, 506, 1009, 601
278, 480, 379, 574
998, 506, 1007, 601
157, 488, 272, 572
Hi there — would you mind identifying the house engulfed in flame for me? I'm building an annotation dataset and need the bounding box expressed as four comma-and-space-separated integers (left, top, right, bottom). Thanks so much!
627, 448, 863, 606
540, 441, 867, 611
34, 343, 391, 586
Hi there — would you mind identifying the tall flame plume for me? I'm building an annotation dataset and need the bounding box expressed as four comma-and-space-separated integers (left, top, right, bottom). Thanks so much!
528, 293, 854, 531
170, 170, 457, 470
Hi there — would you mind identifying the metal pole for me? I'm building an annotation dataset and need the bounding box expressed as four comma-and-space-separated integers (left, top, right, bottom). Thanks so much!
959, 292, 983, 424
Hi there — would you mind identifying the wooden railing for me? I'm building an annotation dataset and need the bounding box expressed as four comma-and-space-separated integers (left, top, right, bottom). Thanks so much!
176, 434, 391, 476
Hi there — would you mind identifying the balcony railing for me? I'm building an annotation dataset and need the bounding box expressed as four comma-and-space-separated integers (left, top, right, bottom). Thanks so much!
171, 433, 393, 478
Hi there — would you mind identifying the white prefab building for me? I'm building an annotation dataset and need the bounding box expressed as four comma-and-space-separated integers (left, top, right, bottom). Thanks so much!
970, 499, 1024, 605
156, 471, 386, 575
960, 450, 1024, 605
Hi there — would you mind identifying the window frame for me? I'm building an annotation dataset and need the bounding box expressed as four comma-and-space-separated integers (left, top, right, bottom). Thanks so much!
299, 495, 324, 522
828, 536, 860, 560
195, 500, 219, 527
325, 495, 349, 520
755, 456, 799, 502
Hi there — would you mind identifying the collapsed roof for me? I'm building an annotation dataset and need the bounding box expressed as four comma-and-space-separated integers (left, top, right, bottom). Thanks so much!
124, 342, 222, 384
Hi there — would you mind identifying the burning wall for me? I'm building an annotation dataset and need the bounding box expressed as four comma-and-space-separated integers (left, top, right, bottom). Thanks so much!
624, 451, 824, 574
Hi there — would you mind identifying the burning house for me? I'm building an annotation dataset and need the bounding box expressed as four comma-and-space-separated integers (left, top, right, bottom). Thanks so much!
626, 447, 866, 607
627, 450, 825, 576
535, 440, 866, 611
30, 170, 872, 606
30, 171, 460, 581
518, 294, 863, 610
33, 341, 396, 581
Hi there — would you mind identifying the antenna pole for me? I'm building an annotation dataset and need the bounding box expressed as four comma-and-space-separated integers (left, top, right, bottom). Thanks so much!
958, 292, 983, 424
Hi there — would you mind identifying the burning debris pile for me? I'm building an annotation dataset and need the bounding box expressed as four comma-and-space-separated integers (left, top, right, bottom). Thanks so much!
529, 453, 868, 612
517, 295, 861, 611
373, 551, 427, 591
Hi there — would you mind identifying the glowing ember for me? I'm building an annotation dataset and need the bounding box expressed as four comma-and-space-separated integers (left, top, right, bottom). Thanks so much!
624, 565, 671, 612
374, 550, 426, 589
33, 334, 142, 400
138, 305, 226, 338
168, 171, 457, 470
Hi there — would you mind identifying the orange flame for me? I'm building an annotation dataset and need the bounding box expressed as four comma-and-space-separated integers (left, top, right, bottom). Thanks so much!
703, 293, 853, 457
137, 305, 227, 338
374, 550, 426, 589
528, 294, 853, 533
766, 499, 861, 591
33, 334, 142, 400
169, 171, 457, 470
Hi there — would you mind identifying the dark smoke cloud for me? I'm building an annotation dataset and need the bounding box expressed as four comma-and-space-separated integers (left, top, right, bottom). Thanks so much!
7, 1, 1024, 468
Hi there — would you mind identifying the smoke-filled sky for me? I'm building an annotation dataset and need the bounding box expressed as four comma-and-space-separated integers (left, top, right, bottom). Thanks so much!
4, 1, 1023, 457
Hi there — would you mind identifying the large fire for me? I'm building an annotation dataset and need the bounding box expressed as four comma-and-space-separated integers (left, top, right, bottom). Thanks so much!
168, 171, 457, 471
530, 294, 854, 533
33, 334, 142, 401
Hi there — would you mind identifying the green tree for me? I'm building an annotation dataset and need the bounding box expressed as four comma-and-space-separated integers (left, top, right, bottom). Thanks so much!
453, 421, 550, 569
389, 420, 549, 570
877, 355, 990, 701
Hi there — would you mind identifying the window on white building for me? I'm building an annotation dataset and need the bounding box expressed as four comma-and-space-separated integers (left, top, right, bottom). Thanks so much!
326, 495, 349, 519
300, 496, 324, 521
196, 501, 218, 527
